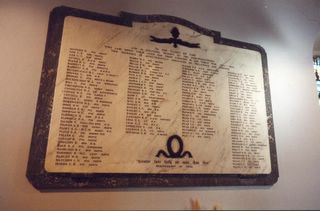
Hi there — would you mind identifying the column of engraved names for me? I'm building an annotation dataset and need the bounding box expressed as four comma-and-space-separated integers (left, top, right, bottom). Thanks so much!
228, 72, 265, 169
125, 48, 167, 136
55, 48, 114, 167
182, 56, 219, 139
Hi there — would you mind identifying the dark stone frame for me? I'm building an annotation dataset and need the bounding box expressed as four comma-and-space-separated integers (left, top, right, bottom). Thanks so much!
26, 6, 278, 191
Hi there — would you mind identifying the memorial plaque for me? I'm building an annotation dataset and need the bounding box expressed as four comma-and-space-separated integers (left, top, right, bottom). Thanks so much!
27, 6, 278, 190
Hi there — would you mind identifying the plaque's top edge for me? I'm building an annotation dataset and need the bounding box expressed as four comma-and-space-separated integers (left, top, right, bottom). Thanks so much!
50, 6, 221, 40
119, 11, 221, 42
51, 6, 268, 54
50, 6, 267, 54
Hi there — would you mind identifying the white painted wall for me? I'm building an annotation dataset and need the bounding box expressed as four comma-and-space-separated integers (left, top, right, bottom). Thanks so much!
1, 0, 320, 209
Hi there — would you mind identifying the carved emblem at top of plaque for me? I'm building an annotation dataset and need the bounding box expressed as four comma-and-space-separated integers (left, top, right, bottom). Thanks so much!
150, 27, 200, 48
